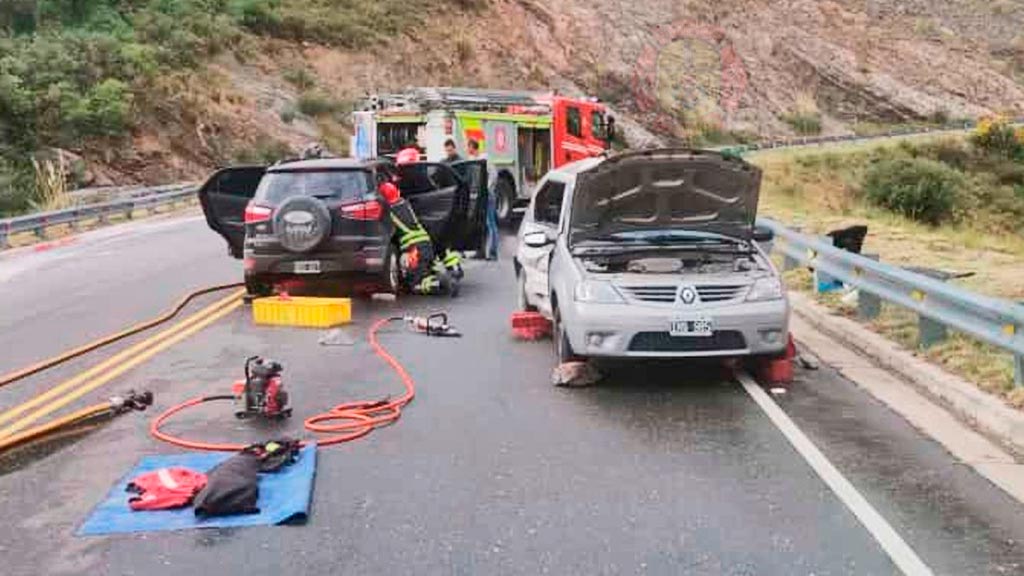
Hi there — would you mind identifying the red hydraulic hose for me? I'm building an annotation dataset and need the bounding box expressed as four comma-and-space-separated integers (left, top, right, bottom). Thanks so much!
150, 316, 416, 451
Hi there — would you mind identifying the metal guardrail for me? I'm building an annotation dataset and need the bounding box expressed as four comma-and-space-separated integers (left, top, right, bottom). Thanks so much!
719, 117, 1024, 156
759, 217, 1024, 386
0, 185, 197, 249
68, 182, 197, 203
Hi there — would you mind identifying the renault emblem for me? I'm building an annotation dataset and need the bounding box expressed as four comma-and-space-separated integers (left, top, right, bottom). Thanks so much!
678, 286, 699, 305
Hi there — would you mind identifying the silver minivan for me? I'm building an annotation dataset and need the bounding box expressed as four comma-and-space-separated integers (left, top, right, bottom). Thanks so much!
513, 149, 789, 361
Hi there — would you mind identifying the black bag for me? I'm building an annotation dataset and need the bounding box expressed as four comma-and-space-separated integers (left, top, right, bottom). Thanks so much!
193, 452, 261, 517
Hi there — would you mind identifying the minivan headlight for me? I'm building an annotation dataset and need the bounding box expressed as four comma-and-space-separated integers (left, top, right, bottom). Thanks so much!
574, 280, 624, 304
746, 276, 784, 302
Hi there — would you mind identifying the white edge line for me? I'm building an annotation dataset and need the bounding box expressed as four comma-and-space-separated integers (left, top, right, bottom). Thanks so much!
736, 371, 935, 576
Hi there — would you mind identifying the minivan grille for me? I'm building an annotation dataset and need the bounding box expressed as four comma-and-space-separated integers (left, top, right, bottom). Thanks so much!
619, 285, 677, 303
618, 284, 747, 303
696, 285, 747, 302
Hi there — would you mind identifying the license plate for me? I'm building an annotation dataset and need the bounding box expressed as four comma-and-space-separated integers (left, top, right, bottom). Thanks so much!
292, 261, 321, 274
669, 316, 713, 337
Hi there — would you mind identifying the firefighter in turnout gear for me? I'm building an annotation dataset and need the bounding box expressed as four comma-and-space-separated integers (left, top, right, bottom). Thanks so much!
440, 248, 464, 280
379, 164, 457, 296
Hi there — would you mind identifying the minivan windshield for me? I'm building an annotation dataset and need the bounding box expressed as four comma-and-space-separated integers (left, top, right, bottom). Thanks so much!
256, 170, 372, 204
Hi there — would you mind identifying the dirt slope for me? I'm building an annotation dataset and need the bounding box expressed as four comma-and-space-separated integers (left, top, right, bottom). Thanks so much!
111, 0, 1024, 182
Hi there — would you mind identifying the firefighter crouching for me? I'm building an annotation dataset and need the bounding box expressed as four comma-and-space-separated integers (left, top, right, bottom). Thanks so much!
379, 149, 459, 296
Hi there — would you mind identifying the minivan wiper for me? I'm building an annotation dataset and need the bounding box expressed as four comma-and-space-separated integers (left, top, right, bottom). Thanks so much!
571, 243, 749, 256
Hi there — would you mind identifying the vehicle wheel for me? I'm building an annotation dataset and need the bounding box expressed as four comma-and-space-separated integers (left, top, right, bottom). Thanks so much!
245, 276, 273, 297
553, 304, 582, 363
495, 176, 515, 227
516, 269, 536, 312
379, 244, 402, 295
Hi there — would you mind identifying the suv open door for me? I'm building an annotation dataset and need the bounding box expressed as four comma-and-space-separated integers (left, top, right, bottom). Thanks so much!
197, 166, 266, 258
395, 162, 472, 252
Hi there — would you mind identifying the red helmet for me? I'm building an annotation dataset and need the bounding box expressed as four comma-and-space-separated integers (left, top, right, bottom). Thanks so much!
396, 147, 419, 165
378, 181, 401, 205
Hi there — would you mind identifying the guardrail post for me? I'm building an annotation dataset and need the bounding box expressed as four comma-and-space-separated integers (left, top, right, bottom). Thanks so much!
857, 254, 882, 320
783, 227, 801, 271
0, 226, 8, 249
814, 236, 842, 293
1015, 352, 1023, 387
918, 313, 948, 348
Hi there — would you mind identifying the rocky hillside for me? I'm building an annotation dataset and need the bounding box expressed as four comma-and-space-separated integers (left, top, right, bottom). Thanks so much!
2, 0, 1023, 210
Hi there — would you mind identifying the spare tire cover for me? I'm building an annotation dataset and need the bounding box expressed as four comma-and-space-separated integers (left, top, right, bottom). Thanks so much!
274, 196, 331, 253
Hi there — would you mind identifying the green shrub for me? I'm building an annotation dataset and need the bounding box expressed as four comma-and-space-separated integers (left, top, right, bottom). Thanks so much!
862, 158, 964, 224
232, 139, 292, 164
972, 117, 1024, 160
992, 161, 1024, 186
228, 0, 417, 47
782, 112, 822, 135
283, 67, 316, 90
297, 91, 349, 117
279, 106, 296, 124
0, 157, 33, 216
957, 178, 1024, 233
66, 78, 133, 138
906, 138, 972, 170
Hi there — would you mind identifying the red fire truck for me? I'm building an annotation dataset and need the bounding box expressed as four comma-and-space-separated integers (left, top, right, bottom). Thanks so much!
352, 88, 614, 223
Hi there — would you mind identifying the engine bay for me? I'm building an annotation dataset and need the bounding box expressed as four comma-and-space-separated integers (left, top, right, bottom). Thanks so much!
578, 249, 768, 275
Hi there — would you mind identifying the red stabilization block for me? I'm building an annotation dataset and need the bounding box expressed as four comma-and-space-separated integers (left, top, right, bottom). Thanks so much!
758, 334, 796, 384
511, 311, 552, 340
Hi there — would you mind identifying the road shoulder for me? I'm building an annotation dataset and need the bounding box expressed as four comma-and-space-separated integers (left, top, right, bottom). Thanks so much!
789, 298, 1024, 504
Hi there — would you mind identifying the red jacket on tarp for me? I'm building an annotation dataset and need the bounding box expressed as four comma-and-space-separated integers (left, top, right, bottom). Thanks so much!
127, 467, 208, 511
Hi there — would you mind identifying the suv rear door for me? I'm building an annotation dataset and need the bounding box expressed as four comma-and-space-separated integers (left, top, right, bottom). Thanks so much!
197, 166, 266, 258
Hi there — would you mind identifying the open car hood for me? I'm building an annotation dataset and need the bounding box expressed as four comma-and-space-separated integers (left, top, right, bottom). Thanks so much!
569, 149, 762, 244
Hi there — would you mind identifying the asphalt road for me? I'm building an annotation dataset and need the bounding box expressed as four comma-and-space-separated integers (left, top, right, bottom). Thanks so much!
1, 214, 1023, 575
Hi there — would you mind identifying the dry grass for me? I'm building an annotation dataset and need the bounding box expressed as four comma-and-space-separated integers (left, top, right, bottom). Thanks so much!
762, 138, 1024, 407
754, 143, 1024, 301
30, 156, 72, 212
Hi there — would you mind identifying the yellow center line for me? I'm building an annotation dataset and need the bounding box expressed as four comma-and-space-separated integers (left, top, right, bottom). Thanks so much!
0, 289, 243, 432
0, 298, 243, 439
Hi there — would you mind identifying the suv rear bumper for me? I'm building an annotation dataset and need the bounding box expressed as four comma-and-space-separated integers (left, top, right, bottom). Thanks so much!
245, 243, 388, 276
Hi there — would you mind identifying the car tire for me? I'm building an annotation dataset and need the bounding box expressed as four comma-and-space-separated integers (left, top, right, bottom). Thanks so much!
495, 176, 515, 227
516, 270, 536, 312
378, 244, 402, 295
553, 304, 582, 363
245, 276, 273, 298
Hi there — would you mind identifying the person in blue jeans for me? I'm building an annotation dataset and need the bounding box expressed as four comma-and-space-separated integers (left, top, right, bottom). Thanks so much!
468, 139, 499, 260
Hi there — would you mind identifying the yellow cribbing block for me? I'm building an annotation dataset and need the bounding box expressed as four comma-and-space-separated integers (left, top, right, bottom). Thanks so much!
252, 296, 352, 328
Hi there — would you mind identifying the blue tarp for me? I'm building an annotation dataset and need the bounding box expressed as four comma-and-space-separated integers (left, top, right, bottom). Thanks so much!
79, 444, 316, 536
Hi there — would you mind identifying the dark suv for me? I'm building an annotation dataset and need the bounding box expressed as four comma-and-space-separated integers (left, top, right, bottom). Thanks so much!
198, 157, 487, 295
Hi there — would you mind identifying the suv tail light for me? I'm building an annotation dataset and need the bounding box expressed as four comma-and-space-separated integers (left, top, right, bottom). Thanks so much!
244, 203, 273, 224
340, 199, 383, 221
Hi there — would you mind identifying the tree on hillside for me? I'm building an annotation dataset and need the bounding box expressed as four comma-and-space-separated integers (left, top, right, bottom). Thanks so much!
0, 0, 40, 34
